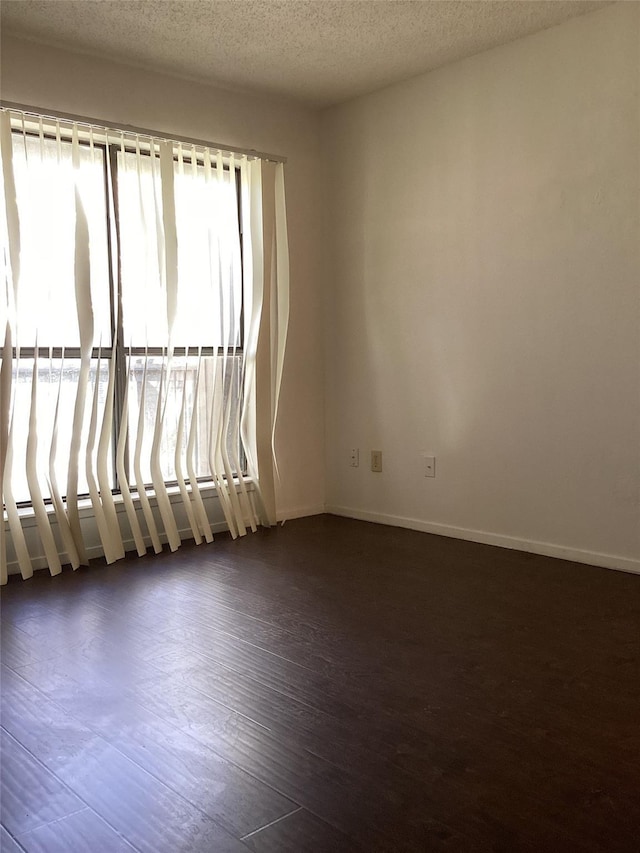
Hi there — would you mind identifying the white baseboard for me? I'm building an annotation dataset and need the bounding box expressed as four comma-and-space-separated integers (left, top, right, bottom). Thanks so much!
10, 501, 636, 578
277, 504, 325, 523
326, 505, 640, 576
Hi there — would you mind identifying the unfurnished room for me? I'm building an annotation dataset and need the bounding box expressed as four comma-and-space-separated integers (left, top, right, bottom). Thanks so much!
0, 1, 638, 851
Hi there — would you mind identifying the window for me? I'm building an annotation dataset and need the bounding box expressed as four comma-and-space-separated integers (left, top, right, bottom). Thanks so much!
2, 107, 289, 581
8, 127, 243, 505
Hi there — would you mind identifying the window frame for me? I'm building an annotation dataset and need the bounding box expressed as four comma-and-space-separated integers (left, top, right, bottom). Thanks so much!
10, 128, 245, 508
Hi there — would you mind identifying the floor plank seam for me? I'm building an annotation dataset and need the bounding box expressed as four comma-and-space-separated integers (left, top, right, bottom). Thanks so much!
239, 806, 303, 840
14, 810, 141, 853
1, 824, 29, 853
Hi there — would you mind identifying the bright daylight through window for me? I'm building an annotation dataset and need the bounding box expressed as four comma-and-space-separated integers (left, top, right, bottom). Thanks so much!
2, 107, 289, 584
9, 129, 243, 505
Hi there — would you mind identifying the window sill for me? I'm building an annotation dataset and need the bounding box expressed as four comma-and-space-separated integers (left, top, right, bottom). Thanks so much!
5, 478, 254, 528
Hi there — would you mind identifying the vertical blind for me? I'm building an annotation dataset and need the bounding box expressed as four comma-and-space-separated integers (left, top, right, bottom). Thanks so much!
0, 108, 289, 584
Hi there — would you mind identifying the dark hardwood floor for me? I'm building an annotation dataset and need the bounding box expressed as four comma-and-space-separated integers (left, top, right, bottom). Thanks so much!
1, 514, 639, 852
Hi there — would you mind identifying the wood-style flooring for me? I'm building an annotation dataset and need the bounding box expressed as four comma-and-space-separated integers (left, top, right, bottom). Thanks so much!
1, 514, 639, 852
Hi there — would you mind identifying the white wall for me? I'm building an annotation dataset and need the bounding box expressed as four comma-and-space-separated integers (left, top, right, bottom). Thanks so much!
322, 3, 640, 572
1, 35, 326, 523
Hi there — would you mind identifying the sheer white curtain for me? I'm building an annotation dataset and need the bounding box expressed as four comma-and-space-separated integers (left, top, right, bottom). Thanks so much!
0, 109, 289, 584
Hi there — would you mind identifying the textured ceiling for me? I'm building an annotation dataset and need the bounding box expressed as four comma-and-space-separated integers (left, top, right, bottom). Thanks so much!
1, 1, 611, 107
